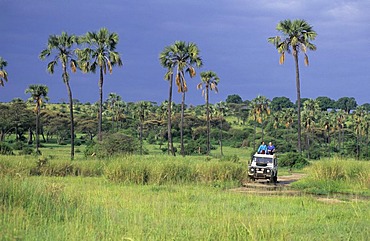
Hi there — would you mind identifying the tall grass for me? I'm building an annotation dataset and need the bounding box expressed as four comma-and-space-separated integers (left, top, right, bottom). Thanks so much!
1, 155, 247, 185
1, 176, 369, 240
104, 155, 246, 185
292, 158, 370, 195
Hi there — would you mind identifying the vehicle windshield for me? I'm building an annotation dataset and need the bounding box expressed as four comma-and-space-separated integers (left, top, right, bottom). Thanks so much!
254, 157, 273, 164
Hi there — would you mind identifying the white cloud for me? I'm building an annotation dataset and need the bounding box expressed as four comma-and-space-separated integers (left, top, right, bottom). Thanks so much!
326, 2, 363, 22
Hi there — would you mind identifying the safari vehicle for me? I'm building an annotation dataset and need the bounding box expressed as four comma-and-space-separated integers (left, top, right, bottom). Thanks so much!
248, 153, 278, 183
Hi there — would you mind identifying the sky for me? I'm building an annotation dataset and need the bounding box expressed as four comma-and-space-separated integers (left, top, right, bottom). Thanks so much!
1, 0, 370, 106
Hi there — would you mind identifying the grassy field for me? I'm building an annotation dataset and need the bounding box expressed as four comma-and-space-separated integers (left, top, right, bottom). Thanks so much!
1, 175, 369, 241
1, 144, 370, 240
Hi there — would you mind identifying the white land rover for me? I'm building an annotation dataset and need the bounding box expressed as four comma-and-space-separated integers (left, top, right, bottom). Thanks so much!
248, 153, 278, 183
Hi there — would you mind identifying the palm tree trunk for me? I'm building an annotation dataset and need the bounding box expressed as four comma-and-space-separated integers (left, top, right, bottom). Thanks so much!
180, 92, 185, 157
356, 133, 360, 160
206, 86, 210, 155
220, 116, 223, 156
36, 104, 40, 154
140, 122, 143, 155
64, 65, 74, 160
0, 128, 5, 142
253, 120, 257, 151
261, 117, 265, 141
294, 49, 302, 153
98, 67, 104, 142
167, 73, 175, 156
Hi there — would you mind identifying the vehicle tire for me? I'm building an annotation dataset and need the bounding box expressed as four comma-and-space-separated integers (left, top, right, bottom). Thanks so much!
269, 175, 274, 183
270, 174, 277, 184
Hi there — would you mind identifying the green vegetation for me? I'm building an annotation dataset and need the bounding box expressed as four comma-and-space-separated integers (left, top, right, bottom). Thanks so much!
292, 159, 370, 196
1, 170, 369, 240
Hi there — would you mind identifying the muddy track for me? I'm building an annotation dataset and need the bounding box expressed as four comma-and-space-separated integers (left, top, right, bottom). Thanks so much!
231, 173, 305, 196
231, 173, 369, 202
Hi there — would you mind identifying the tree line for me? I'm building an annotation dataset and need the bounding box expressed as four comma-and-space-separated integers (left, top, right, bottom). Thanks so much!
1, 92, 370, 160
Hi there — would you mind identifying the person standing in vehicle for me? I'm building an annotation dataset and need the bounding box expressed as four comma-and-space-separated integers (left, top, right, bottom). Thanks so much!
267, 142, 275, 155
257, 141, 267, 154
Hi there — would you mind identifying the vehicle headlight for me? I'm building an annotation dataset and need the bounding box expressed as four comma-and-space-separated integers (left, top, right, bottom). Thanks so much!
266, 169, 270, 173
250, 168, 254, 172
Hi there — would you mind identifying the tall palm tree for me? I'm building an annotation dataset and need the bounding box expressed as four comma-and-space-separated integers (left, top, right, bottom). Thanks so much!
160, 48, 175, 155
160, 41, 203, 156
106, 92, 123, 131
301, 99, 320, 158
352, 106, 367, 159
249, 95, 271, 148
335, 110, 347, 152
134, 101, 152, 155
40, 32, 78, 160
0, 57, 8, 87
25, 84, 49, 154
197, 71, 219, 155
78, 28, 123, 141
280, 107, 296, 149
268, 19, 317, 152
214, 101, 228, 156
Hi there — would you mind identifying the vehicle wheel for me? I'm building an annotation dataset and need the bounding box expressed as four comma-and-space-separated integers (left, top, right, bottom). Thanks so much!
269, 176, 274, 183
273, 176, 278, 183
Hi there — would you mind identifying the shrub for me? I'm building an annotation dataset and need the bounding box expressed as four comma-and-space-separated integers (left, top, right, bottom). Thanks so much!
278, 152, 310, 169
18, 147, 34, 155
12, 141, 25, 150
0, 142, 14, 155
85, 133, 138, 158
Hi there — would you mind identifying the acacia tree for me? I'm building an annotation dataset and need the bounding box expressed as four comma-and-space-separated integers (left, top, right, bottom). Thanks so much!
268, 19, 317, 152
40, 32, 78, 160
77, 28, 123, 141
160, 41, 202, 156
197, 71, 219, 155
25, 84, 49, 154
0, 57, 8, 87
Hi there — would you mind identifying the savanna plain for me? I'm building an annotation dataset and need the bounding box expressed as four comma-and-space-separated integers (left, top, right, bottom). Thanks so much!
1, 145, 369, 241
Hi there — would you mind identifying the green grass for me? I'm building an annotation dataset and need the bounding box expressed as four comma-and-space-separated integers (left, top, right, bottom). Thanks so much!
292, 158, 370, 196
2, 144, 370, 240
1, 175, 369, 241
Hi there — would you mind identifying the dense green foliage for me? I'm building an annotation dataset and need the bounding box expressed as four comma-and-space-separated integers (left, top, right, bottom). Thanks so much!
278, 152, 310, 168
84, 133, 138, 158
1, 93, 370, 161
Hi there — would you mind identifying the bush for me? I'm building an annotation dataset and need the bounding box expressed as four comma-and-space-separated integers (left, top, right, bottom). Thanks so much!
0, 142, 14, 155
85, 133, 138, 158
12, 141, 25, 150
184, 139, 207, 155
278, 152, 310, 169
18, 147, 34, 155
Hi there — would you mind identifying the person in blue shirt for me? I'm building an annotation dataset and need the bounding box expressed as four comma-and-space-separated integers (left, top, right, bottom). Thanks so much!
267, 142, 275, 155
257, 141, 267, 154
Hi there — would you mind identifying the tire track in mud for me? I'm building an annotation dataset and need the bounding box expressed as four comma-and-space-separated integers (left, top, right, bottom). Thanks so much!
231, 173, 370, 202
231, 173, 305, 196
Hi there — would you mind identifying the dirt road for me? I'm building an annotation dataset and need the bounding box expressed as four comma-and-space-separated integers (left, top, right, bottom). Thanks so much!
231, 173, 306, 196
